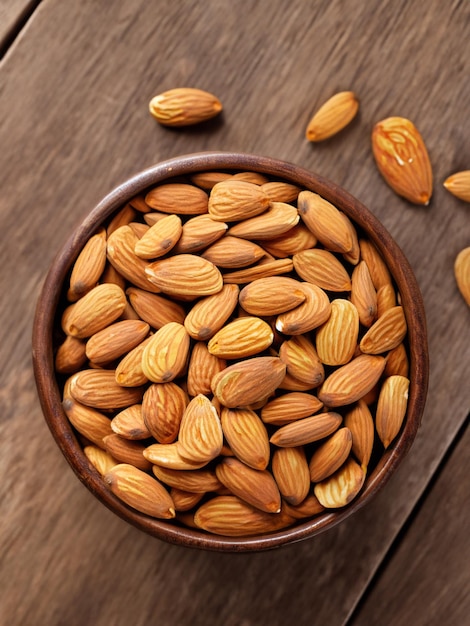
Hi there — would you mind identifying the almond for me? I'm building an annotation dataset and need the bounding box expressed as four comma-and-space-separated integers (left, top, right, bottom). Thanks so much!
193, 495, 294, 537
359, 239, 393, 291
375, 375, 410, 448
306, 91, 359, 142
350, 261, 378, 327
184, 283, 239, 340
359, 305, 407, 354
309, 427, 353, 482
104, 463, 175, 518
201, 235, 266, 268
211, 356, 286, 408
376, 283, 397, 317
272, 446, 310, 505
222, 258, 294, 283
384, 343, 409, 378
297, 190, 353, 253
208, 179, 270, 222
152, 465, 222, 493
128, 194, 152, 213
173, 214, 228, 253
115, 336, 152, 387
293, 248, 352, 291
134, 214, 182, 259
190, 171, 233, 189
443, 170, 470, 202
269, 412, 342, 447
178, 394, 223, 463
454, 247, 470, 306
126, 287, 186, 329
232, 171, 270, 185
220, 407, 270, 470
228, 202, 299, 240
318, 354, 386, 407
340, 212, 360, 265
103, 434, 152, 471
261, 224, 317, 258
149, 87, 222, 127
239, 276, 306, 316
215, 457, 281, 513
145, 253, 223, 297
261, 392, 323, 425
68, 227, 107, 299
208, 316, 274, 359
141, 322, 190, 383
85, 319, 150, 366
372, 116, 433, 205
55, 335, 87, 374
344, 400, 375, 471
282, 494, 325, 519
275, 282, 331, 335
314, 457, 365, 508
143, 443, 207, 470
83, 445, 118, 475
261, 181, 301, 203
145, 183, 209, 215
61, 283, 127, 338
315, 298, 359, 366
68, 369, 144, 409
62, 397, 113, 448
110, 404, 151, 440
142, 381, 189, 443
170, 488, 205, 512
187, 341, 226, 396
279, 334, 324, 387
106, 204, 136, 237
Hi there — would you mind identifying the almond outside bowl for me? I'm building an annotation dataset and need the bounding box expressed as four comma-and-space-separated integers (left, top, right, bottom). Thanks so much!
32, 152, 429, 552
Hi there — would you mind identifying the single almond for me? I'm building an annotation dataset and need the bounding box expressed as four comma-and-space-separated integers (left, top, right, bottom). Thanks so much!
309, 427, 353, 482
376, 283, 397, 317
315, 299, 359, 366
269, 412, 343, 447
201, 235, 266, 268
231, 171, 270, 185
272, 446, 310, 505
62, 397, 113, 448
152, 465, 222, 493
142, 382, 189, 443
261, 181, 301, 203
220, 407, 270, 470
68, 227, 107, 299
61, 283, 127, 338
297, 190, 353, 253
376, 375, 410, 448
279, 334, 324, 387
228, 202, 300, 240
190, 171, 233, 190
115, 336, 152, 387
360, 305, 407, 354
145, 253, 223, 297
178, 394, 223, 463
211, 356, 286, 408
239, 276, 306, 316
306, 91, 359, 142
55, 335, 87, 374
134, 214, 182, 259
261, 392, 323, 425
194, 495, 294, 537
344, 400, 375, 471
126, 287, 186, 329
100, 261, 127, 291
384, 342, 409, 378
293, 249, 352, 291
314, 457, 365, 508
111, 404, 151, 440
318, 354, 386, 407
222, 258, 294, 284
145, 183, 209, 215
149, 87, 222, 127
106, 204, 136, 236
359, 239, 393, 291
340, 212, 360, 265
83, 445, 118, 475
261, 224, 317, 258
128, 194, 152, 213
208, 179, 270, 222
277, 370, 321, 392
104, 463, 175, 518
173, 214, 228, 254
143, 211, 172, 226
454, 247, 470, 306
170, 488, 205, 512
208, 316, 274, 359
276, 282, 331, 335
187, 341, 226, 396
443, 170, 470, 202
141, 322, 190, 383
350, 261, 378, 327
103, 434, 152, 471
282, 494, 325, 519
184, 283, 239, 340
68, 369, 144, 410
144, 443, 207, 470
85, 319, 150, 366
216, 457, 281, 513
372, 116, 433, 205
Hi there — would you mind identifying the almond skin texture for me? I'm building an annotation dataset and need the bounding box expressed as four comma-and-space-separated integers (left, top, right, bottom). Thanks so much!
104, 463, 175, 519
85, 319, 150, 366
314, 457, 365, 508
152, 465, 222, 493
350, 261, 378, 327
344, 400, 375, 471
184, 284, 239, 340
55, 335, 87, 374
145, 183, 209, 215
372, 116, 433, 205
239, 276, 306, 316
208, 316, 274, 359
141, 322, 190, 383
261, 392, 323, 425
187, 341, 226, 396
149, 88, 222, 127
103, 434, 152, 471
309, 427, 353, 483
443, 170, 470, 202
144, 443, 207, 470
315, 299, 359, 366
126, 287, 186, 329
279, 334, 324, 387
134, 214, 182, 259
142, 382, 189, 443
297, 190, 353, 253
220, 407, 271, 470
227, 202, 299, 240
201, 235, 266, 268
62, 398, 113, 448
306, 91, 359, 142
68, 227, 107, 299
275, 282, 331, 335
454, 247, 470, 306
178, 394, 223, 463
318, 354, 386, 407
293, 249, 352, 292
208, 180, 270, 222
270, 412, 343, 447
376, 375, 410, 449
272, 446, 310, 505
211, 356, 286, 408
68, 369, 144, 410
359, 306, 407, 354
173, 214, 228, 254
145, 254, 223, 298
261, 224, 317, 258
84, 445, 118, 475
111, 404, 151, 440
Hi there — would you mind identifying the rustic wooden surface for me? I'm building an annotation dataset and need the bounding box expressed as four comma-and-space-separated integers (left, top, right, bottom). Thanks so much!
1, 1, 469, 625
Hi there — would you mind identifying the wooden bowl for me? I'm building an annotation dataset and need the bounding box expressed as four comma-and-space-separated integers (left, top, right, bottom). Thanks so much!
32, 152, 429, 551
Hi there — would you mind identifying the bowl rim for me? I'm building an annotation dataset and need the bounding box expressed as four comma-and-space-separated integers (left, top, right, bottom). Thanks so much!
32, 151, 429, 552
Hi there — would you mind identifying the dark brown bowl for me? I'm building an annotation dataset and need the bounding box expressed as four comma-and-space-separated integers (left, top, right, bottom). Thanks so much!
32, 152, 428, 552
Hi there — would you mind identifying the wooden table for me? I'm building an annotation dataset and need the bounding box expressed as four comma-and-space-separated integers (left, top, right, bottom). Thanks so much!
1, 1, 469, 624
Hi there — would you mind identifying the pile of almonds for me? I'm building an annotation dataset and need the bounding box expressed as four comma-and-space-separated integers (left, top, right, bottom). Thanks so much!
56, 171, 411, 537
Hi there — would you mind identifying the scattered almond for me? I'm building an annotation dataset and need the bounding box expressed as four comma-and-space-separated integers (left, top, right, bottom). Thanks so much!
149, 87, 222, 127
306, 91, 359, 142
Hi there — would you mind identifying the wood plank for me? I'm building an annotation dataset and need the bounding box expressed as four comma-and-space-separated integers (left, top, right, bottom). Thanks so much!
350, 418, 470, 626
0, 1, 469, 625
0, 0, 40, 57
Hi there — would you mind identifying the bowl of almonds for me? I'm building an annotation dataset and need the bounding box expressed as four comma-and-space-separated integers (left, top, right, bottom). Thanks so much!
32, 152, 428, 551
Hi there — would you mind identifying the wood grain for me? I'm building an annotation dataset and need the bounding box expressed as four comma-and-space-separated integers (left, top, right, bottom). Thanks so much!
0, 0, 40, 57
1, 0, 469, 624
